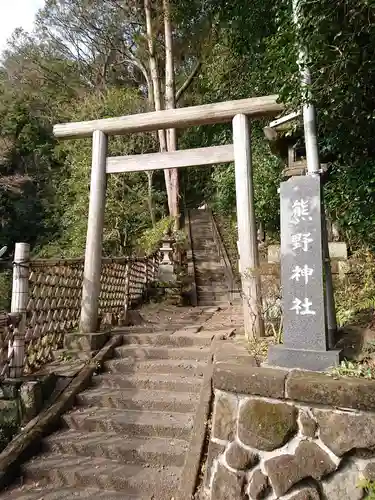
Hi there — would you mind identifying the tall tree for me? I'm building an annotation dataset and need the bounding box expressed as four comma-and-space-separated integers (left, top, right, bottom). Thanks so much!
163, 0, 179, 227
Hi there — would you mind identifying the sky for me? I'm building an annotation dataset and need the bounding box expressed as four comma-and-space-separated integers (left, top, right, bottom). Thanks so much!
0, 0, 45, 54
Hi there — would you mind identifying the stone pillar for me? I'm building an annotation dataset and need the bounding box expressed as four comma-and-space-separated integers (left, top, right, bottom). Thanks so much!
9, 243, 30, 378
268, 175, 341, 371
233, 114, 264, 339
80, 130, 107, 333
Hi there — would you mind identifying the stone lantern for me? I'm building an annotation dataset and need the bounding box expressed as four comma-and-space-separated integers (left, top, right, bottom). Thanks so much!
263, 111, 347, 266
263, 111, 329, 179
158, 232, 176, 283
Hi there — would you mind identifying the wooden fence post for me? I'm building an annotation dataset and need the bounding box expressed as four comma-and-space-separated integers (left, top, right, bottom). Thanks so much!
80, 130, 108, 333
123, 261, 130, 322
152, 255, 157, 280
233, 114, 265, 339
143, 261, 148, 299
9, 242, 30, 378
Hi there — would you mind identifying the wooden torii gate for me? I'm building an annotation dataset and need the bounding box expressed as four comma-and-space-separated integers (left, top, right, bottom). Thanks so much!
53, 95, 284, 339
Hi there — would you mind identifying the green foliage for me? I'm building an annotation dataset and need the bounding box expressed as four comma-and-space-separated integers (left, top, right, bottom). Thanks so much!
262, 0, 375, 248
137, 217, 173, 256
0, 420, 19, 453
0, 271, 12, 311
0, 0, 375, 261
359, 479, 375, 499
330, 360, 375, 380
0, 83, 62, 250
335, 251, 375, 327
39, 88, 166, 257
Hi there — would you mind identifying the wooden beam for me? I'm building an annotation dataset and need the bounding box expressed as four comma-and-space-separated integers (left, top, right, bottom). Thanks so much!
54, 95, 283, 139
106, 144, 234, 174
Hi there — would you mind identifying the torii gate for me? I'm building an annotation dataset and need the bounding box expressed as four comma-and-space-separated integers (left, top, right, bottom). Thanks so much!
53, 95, 283, 339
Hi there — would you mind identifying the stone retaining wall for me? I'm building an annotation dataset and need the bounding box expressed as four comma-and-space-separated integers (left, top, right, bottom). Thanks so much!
204, 363, 375, 499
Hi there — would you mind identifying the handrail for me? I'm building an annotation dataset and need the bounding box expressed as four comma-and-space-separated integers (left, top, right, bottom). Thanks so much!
30, 253, 158, 267
185, 210, 198, 307
207, 208, 240, 301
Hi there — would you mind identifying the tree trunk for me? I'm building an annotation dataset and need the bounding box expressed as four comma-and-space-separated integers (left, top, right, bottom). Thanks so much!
146, 170, 156, 227
144, 0, 173, 215
163, 0, 180, 228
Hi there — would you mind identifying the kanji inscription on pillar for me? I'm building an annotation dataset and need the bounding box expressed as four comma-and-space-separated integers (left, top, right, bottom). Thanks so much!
279, 176, 327, 351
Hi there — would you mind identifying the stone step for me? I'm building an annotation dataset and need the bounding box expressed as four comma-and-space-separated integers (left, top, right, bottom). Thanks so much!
191, 233, 213, 238
120, 332, 214, 348
197, 285, 229, 292
195, 270, 227, 277
105, 358, 206, 376
198, 300, 228, 307
91, 372, 202, 393
52, 349, 95, 362
62, 407, 194, 439
197, 291, 228, 299
195, 282, 227, 289
113, 344, 211, 361
196, 282, 227, 288
64, 332, 109, 351
43, 430, 188, 467
116, 326, 176, 334
192, 238, 215, 244
76, 387, 199, 413
194, 261, 222, 268
3, 486, 141, 499
21, 453, 180, 496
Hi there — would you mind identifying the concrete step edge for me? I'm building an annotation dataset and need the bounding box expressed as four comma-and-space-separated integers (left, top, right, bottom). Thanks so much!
43, 431, 189, 466
22, 454, 181, 494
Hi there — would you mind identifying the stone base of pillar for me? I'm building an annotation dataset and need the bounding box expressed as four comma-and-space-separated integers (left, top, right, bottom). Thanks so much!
267, 345, 342, 372
158, 264, 176, 283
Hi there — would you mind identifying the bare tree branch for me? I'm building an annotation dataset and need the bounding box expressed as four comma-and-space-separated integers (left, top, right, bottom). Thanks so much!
176, 60, 201, 102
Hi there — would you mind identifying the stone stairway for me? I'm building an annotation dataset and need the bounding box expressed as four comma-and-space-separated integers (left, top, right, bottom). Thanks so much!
3, 317, 233, 500
189, 209, 229, 307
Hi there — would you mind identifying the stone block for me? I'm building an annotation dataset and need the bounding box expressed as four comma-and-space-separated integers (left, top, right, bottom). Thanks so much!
64, 331, 109, 351
204, 441, 226, 488
0, 400, 18, 425
287, 486, 320, 500
313, 408, 375, 457
123, 309, 146, 327
338, 260, 351, 278
39, 373, 58, 403
0, 379, 22, 399
158, 263, 176, 283
364, 461, 375, 481
322, 460, 362, 500
211, 463, 246, 500
328, 242, 347, 260
286, 370, 375, 411
214, 342, 257, 365
20, 381, 42, 424
265, 441, 336, 497
267, 243, 347, 266
267, 245, 280, 263
213, 363, 287, 399
248, 469, 270, 499
299, 410, 317, 438
225, 442, 258, 471
238, 399, 297, 451
212, 393, 238, 442
268, 345, 341, 372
